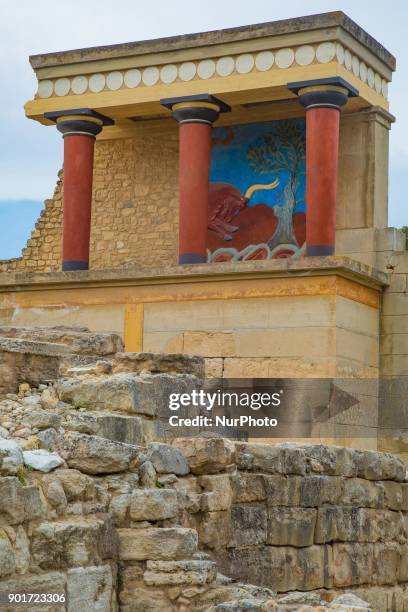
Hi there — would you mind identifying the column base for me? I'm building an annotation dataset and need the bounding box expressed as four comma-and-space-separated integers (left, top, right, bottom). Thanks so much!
306, 245, 335, 256
179, 253, 207, 264
62, 261, 89, 271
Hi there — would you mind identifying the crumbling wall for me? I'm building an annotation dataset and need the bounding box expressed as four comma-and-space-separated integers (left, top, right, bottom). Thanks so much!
0, 326, 406, 610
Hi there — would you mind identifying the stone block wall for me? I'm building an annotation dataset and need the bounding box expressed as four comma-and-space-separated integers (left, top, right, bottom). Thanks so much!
0, 327, 407, 609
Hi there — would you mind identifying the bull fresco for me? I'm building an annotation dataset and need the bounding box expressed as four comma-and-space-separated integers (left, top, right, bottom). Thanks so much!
208, 118, 306, 262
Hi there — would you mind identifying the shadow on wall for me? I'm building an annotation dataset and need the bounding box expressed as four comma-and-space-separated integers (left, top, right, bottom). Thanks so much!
0, 200, 43, 259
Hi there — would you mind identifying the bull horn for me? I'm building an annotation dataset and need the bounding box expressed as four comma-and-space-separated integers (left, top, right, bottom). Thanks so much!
244, 178, 280, 200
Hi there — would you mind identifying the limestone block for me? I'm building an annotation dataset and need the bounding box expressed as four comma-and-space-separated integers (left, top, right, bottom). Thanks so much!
146, 442, 189, 475
22, 484, 45, 520
263, 475, 301, 507
0, 439, 23, 476
329, 593, 372, 610
118, 527, 198, 561
173, 476, 201, 514
199, 475, 233, 511
0, 477, 25, 524
57, 372, 198, 416
267, 545, 330, 592
236, 443, 307, 475
229, 504, 267, 547
172, 438, 236, 474
0, 530, 15, 578
67, 565, 113, 612
267, 507, 316, 547
129, 488, 178, 521
330, 543, 399, 587
0, 571, 66, 605
299, 475, 344, 507
56, 432, 142, 474
23, 410, 61, 430
205, 358, 223, 379
342, 478, 384, 508
54, 468, 96, 501
139, 461, 157, 488
44, 479, 67, 510
355, 450, 405, 481
23, 450, 64, 473
380, 481, 404, 510
231, 473, 266, 503
109, 493, 130, 525
32, 516, 117, 569
14, 525, 30, 575
144, 560, 217, 586
63, 411, 144, 446
315, 507, 401, 543
397, 544, 408, 582
198, 511, 231, 550
112, 352, 204, 378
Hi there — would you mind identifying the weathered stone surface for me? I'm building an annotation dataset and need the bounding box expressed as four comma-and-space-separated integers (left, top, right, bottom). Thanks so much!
31, 516, 117, 569
355, 450, 405, 481
23, 450, 64, 473
14, 525, 30, 574
109, 493, 130, 525
144, 559, 217, 585
236, 443, 307, 475
267, 507, 316, 547
130, 488, 178, 521
299, 475, 344, 507
231, 473, 266, 503
263, 475, 301, 507
53, 468, 96, 501
63, 411, 144, 445
23, 410, 61, 430
0, 530, 15, 578
57, 372, 197, 416
67, 565, 113, 612
330, 592, 371, 610
56, 432, 141, 474
0, 325, 123, 355
300, 444, 358, 477
0, 477, 25, 524
118, 527, 198, 560
0, 439, 23, 475
0, 571, 66, 602
146, 442, 189, 475
315, 507, 401, 543
172, 438, 236, 474
199, 475, 233, 511
139, 460, 157, 487
174, 476, 201, 514
21, 484, 45, 520
0, 341, 63, 395
330, 542, 399, 587
113, 352, 204, 378
198, 511, 231, 550
229, 504, 267, 547
342, 478, 384, 508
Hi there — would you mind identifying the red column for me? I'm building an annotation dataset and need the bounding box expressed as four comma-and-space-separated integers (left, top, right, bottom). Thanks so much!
160, 95, 230, 264
291, 80, 354, 256
305, 107, 340, 256
178, 122, 212, 264
44, 109, 113, 271
62, 134, 95, 270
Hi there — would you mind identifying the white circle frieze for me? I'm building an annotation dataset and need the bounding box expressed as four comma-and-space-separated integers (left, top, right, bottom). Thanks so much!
367, 67, 375, 88
216, 56, 235, 77
374, 73, 382, 93
344, 49, 352, 70
359, 62, 367, 83
255, 51, 274, 71
124, 69, 141, 88
179, 62, 196, 81
54, 78, 71, 96
236, 54, 254, 74
275, 48, 294, 68
197, 59, 215, 79
106, 71, 123, 90
142, 67, 159, 86
160, 64, 177, 84
295, 45, 315, 66
336, 43, 345, 64
382, 79, 388, 98
352, 56, 360, 77
89, 73, 106, 93
316, 42, 335, 63
72, 75, 88, 95
38, 80, 53, 98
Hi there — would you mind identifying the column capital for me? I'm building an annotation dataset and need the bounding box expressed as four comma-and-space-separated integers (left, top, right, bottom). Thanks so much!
44, 108, 114, 138
160, 94, 230, 124
288, 77, 358, 110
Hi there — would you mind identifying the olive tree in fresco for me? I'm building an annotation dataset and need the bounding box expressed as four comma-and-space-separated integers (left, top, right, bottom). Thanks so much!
247, 120, 306, 248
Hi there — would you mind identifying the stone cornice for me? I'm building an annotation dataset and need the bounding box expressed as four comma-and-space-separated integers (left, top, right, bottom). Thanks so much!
29, 12, 395, 71
0, 257, 388, 294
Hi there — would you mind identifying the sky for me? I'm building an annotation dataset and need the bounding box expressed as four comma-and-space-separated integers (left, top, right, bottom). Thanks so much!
0, 0, 407, 259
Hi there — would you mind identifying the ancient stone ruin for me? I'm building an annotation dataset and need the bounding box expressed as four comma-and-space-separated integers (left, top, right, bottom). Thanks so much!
0, 326, 406, 611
